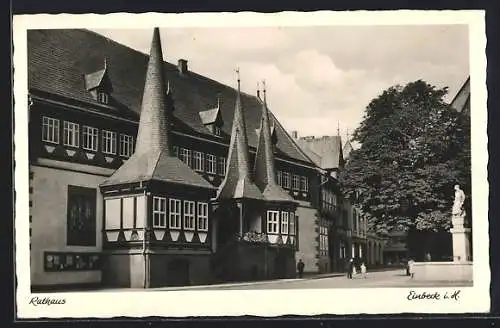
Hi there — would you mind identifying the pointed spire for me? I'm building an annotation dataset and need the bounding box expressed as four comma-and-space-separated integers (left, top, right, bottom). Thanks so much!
101, 28, 215, 191
337, 121, 340, 137
254, 82, 294, 202
257, 82, 261, 99
134, 27, 172, 156
217, 70, 263, 201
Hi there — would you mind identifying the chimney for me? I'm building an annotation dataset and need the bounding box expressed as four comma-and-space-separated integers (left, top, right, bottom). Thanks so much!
178, 59, 188, 75
291, 131, 298, 139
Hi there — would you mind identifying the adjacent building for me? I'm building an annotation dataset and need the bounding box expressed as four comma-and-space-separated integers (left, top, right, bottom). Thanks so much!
28, 28, 342, 289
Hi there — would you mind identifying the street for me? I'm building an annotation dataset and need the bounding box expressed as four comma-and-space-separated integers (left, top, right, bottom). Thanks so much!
153, 269, 473, 291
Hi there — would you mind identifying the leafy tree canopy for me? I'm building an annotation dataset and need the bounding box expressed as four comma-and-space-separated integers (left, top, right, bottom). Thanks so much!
339, 80, 471, 237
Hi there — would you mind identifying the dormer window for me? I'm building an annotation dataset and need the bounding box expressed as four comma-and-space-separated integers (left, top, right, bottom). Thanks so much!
84, 57, 113, 106
214, 125, 221, 136
98, 92, 109, 105
199, 97, 224, 137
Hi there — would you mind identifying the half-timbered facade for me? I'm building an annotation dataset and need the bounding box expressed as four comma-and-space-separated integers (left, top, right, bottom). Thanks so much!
28, 28, 321, 290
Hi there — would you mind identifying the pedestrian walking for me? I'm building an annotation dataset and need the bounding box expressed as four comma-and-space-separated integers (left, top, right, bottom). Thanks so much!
347, 258, 354, 279
407, 258, 415, 279
297, 259, 305, 278
360, 262, 367, 279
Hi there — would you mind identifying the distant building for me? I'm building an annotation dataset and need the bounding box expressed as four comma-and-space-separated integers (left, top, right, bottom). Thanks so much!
450, 76, 470, 116
295, 134, 384, 271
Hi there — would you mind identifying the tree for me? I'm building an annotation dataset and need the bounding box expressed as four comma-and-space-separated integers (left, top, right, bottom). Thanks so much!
339, 80, 471, 258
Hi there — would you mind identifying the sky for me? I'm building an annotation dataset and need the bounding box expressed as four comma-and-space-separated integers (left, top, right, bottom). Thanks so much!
92, 25, 469, 143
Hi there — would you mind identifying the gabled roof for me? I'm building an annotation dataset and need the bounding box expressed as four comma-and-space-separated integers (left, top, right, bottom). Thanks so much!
253, 93, 294, 203
297, 135, 344, 170
27, 29, 314, 166
216, 77, 263, 201
295, 139, 322, 167
84, 68, 107, 91
199, 106, 221, 125
101, 28, 214, 190
450, 76, 470, 116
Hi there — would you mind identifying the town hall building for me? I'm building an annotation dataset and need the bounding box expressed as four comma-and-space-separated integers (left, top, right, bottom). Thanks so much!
28, 28, 342, 290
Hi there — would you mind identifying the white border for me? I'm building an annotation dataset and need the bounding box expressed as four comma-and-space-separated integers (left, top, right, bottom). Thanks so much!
14, 10, 489, 318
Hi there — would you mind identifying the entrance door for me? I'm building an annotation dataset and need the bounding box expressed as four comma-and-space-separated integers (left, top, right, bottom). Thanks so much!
167, 259, 190, 287
274, 250, 288, 279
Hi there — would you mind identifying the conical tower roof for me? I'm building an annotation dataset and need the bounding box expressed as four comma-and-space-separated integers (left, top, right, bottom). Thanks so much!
101, 28, 215, 190
216, 71, 263, 201
253, 83, 294, 202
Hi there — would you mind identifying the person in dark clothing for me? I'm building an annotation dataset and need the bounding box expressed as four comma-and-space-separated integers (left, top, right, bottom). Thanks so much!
347, 258, 354, 279
297, 259, 305, 278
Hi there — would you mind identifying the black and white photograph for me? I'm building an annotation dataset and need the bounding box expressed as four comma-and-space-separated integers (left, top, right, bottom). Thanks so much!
13, 11, 489, 317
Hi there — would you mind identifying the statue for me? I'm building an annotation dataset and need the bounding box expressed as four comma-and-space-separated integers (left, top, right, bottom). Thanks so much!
452, 184, 466, 216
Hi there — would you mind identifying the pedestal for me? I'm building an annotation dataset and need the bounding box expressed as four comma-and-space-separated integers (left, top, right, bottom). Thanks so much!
450, 213, 471, 262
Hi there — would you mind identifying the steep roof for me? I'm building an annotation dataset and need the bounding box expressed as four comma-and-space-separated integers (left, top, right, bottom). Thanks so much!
199, 106, 221, 125
450, 76, 470, 116
343, 139, 354, 161
253, 91, 294, 203
27, 29, 313, 165
216, 75, 263, 201
297, 135, 344, 170
101, 28, 214, 190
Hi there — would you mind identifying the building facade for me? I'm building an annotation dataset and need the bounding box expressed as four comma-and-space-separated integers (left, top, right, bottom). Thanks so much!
28, 28, 340, 289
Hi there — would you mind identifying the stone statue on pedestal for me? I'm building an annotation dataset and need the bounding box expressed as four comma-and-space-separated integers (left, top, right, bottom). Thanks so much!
450, 184, 471, 262
452, 184, 466, 217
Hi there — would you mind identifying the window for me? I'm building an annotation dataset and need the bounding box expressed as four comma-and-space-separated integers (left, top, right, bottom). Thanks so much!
172, 145, 179, 157
63, 121, 80, 147
276, 171, 283, 187
266, 211, 279, 234
169, 198, 181, 229
102, 130, 117, 154
119, 134, 134, 158
340, 242, 346, 258
217, 157, 226, 176
289, 212, 295, 235
214, 125, 221, 136
82, 126, 98, 151
42, 116, 60, 144
281, 212, 289, 234
180, 148, 192, 167
67, 186, 96, 246
98, 92, 108, 104
282, 172, 290, 189
301, 176, 309, 192
292, 174, 300, 191
183, 201, 195, 230
153, 196, 167, 228
194, 151, 204, 172
206, 154, 216, 174
197, 202, 209, 231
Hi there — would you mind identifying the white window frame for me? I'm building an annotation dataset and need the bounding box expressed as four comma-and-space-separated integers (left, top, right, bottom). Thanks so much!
281, 212, 289, 234
206, 154, 216, 174
214, 125, 221, 136
180, 148, 192, 167
292, 174, 300, 191
82, 125, 98, 151
282, 172, 290, 189
276, 171, 283, 187
289, 212, 295, 235
42, 116, 60, 144
183, 200, 195, 231
63, 121, 80, 147
152, 196, 167, 228
98, 92, 109, 104
197, 202, 209, 232
266, 210, 279, 234
217, 156, 226, 176
102, 130, 117, 155
301, 176, 309, 192
119, 134, 134, 158
193, 151, 204, 172
169, 198, 181, 229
